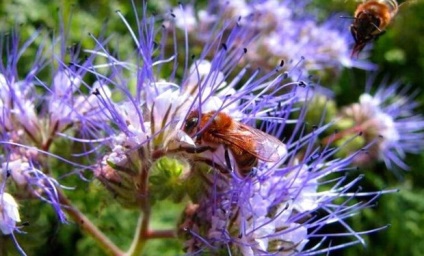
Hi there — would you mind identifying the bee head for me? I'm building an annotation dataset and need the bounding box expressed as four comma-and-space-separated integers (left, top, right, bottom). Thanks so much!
183, 111, 200, 136
352, 11, 382, 43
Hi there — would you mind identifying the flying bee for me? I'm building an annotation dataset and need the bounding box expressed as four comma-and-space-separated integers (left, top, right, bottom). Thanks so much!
182, 110, 287, 177
350, 0, 399, 57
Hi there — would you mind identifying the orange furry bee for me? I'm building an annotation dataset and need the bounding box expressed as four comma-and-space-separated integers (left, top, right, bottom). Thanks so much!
350, 0, 399, 56
182, 110, 287, 176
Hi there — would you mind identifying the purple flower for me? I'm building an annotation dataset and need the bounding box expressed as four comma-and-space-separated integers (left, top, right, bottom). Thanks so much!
0, 2, 404, 255
0, 30, 110, 234
337, 81, 424, 172
86, 5, 388, 254
167, 0, 376, 80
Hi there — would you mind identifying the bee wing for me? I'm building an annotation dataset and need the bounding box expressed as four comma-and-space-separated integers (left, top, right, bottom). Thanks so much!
246, 125, 288, 162
216, 123, 287, 162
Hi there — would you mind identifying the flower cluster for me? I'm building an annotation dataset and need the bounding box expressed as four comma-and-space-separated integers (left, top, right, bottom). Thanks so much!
167, 0, 376, 80
335, 81, 424, 172
0, 32, 107, 244
0, 1, 422, 255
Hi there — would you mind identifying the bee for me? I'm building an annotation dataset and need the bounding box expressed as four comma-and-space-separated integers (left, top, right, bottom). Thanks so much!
182, 110, 287, 176
350, 0, 399, 56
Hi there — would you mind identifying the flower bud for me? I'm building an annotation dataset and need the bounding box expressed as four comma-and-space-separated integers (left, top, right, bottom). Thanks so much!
148, 156, 191, 203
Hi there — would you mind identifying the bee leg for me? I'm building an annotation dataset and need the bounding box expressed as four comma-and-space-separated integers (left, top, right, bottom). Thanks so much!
224, 147, 234, 173
180, 145, 214, 154
192, 157, 230, 174
350, 25, 359, 43
152, 146, 214, 160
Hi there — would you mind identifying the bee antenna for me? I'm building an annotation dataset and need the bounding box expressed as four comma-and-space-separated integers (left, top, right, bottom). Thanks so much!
371, 22, 383, 32
339, 15, 356, 20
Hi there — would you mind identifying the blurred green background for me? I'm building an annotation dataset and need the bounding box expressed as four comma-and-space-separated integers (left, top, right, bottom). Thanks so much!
1, 0, 423, 255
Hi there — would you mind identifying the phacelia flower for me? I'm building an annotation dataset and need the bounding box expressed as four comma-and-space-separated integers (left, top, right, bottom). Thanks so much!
0, 192, 20, 235
0, 156, 67, 222
335, 81, 424, 172
166, 0, 375, 81
1, 1, 410, 254
0, 30, 112, 236
84, 6, 388, 255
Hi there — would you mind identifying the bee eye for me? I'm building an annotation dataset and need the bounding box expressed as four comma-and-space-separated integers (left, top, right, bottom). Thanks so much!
184, 117, 198, 134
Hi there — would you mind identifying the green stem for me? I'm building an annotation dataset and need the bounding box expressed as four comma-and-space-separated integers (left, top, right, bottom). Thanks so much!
126, 212, 148, 256
126, 163, 152, 256
126, 158, 157, 256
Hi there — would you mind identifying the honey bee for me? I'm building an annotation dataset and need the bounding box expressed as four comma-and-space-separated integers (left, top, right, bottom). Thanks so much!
182, 110, 287, 176
350, 0, 399, 56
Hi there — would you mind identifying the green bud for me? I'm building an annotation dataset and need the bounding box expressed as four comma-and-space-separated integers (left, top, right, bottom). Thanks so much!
149, 156, 191, 203
335, 134, 366, 159
335, 117, 356, 131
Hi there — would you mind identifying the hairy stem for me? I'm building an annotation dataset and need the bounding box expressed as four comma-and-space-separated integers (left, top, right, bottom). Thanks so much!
58, 191, 124, 256
126, 163, 152, 256
126, 212, 148, 256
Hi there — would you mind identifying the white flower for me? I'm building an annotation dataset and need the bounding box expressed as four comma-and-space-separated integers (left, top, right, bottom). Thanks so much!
0, 192, 21, 235
1, 158, 29, 185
